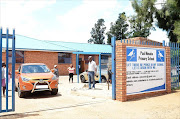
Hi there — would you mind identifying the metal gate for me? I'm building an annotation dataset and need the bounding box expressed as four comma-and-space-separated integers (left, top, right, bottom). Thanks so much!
0, 28, 15, 113
169, 42, 180, 89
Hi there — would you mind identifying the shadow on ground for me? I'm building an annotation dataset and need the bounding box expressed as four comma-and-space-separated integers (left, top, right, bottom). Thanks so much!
21, 91, 62, 99
127, 92, 173, 102
0, 113, 39, 119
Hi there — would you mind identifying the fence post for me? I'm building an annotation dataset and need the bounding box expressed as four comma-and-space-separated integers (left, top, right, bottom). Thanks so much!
99, 54, 101, 83
76, 54, 79, 83
175, 43, 178, 87
12, 29, 15, 111
0, 28, 2, 113
111, 36, 116, 100
163, 40, 165, 47
178, 43, 179, 87
6, 29, 9, 112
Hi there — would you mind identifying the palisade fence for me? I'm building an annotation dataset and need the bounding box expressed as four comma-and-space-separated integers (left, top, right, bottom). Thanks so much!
116, 39, 179, 89
0, 28, 16, 113
169, 42, 180, 89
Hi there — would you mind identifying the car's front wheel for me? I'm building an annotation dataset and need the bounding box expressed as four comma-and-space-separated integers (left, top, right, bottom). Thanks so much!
18, 86, 26, 98
51, 88, 58, 95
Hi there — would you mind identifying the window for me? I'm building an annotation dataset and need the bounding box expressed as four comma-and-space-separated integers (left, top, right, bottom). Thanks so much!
58, 53, 72, 64
101, 55, 109, 64
84, 55, 95, 64
8, 51, 24, 63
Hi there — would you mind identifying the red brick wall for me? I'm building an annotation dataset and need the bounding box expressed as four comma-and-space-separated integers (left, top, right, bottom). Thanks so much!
2, 51, 100, 75
116, 40, 171, 102
2, 52, 21, 72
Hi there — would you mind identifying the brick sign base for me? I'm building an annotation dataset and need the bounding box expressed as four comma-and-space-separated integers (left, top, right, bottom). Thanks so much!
116, 41, 171, 102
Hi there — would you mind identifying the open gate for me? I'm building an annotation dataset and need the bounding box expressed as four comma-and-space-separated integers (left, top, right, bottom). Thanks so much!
0, 28, 15, 113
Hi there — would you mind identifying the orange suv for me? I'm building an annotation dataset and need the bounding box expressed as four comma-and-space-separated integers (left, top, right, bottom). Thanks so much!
15, 63, 59, 98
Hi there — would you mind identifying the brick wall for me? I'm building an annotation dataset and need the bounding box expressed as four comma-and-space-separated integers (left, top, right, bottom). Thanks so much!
116, 40, 171, 102
2, 51, 100, 75
2, 52, 21, 72
125, 37, 163, 45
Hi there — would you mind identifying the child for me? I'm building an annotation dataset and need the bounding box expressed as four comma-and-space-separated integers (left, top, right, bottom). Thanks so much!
1, 62, 6, 97
67, 64, 75, 83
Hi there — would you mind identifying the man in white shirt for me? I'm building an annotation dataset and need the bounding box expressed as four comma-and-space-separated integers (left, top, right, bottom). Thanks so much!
88, 56, 97, 89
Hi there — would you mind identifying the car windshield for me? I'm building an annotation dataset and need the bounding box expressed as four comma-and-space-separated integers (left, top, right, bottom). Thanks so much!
22, 65, 50, 73
97, 65, 108, 71
101, 65, 108, 69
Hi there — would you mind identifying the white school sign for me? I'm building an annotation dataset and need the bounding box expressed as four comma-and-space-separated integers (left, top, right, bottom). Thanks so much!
126, 47, 166, 95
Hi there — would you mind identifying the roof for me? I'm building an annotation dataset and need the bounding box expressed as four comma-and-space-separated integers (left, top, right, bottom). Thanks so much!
2, 35, 112, 53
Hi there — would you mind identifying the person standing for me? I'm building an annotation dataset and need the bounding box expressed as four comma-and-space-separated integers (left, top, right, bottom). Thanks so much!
53, 65, 59, 78
88, 56, 97, 89
67, 64, 75, 83
107, 66, 112, 90
1, 62, 6, 97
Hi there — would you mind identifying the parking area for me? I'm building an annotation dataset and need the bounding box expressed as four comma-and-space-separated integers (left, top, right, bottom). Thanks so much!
0, 76, 180, 119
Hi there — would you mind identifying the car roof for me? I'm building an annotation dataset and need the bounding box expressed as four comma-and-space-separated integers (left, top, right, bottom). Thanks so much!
21, 63, 46, 66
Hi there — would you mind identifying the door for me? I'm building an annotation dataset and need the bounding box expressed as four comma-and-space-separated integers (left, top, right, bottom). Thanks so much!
80, 61, 85, 72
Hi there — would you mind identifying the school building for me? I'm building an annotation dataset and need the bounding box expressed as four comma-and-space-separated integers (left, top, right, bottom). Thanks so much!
1, 35, 161, 75
1, 35, 112, 75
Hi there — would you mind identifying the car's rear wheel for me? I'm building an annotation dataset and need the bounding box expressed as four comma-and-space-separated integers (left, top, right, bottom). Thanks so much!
101, 76, 107, 83
18, 86, 26, 98
51, 88, 58, 95
80, 75, 86, 83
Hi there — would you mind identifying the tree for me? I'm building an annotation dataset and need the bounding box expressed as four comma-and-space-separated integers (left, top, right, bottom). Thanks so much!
88, 19, 106, 44
155, 0, 180, 42
130, 0, 156, 38
129, 15, 151, 38
131, 0, 180, 42
173, 21, 180, 42
106, 12, 129, 44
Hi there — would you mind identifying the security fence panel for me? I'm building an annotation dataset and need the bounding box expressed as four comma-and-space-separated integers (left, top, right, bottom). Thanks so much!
0, 28, 15, 113
169, 42, 179, 89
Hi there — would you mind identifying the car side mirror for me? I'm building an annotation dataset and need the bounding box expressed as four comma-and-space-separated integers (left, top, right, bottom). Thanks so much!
15, 70, 20, 74
51, 69, 54, 73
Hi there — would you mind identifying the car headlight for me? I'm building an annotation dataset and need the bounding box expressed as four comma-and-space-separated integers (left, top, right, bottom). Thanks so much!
52, 75, 57, 80
21, 76, 30, 82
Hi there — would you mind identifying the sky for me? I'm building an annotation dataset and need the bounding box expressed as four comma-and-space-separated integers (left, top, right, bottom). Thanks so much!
0, 0, 169, 44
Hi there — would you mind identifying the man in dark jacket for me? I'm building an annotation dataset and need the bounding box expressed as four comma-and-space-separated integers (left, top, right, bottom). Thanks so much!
53, 65, 59, 77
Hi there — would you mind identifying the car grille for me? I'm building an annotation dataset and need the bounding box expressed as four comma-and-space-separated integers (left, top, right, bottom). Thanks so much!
32, 81, 51, 85
32, 79, 49, 82
33, 79, 49, 80
36, 82, 48, 85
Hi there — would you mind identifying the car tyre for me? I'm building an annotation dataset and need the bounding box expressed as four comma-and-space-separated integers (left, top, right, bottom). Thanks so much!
18, 86, 26, 98
101, 76, 107, 83
80, 75, 86, 83
51, 88, 58, 95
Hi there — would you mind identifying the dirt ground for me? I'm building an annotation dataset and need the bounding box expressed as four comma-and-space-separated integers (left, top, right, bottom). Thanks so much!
0, 75, 180, 119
